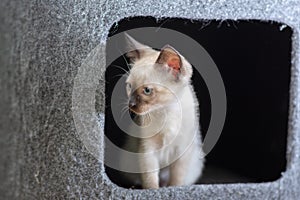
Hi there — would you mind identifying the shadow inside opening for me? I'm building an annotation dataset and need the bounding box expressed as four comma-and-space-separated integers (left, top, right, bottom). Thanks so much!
102, 17, 292, 188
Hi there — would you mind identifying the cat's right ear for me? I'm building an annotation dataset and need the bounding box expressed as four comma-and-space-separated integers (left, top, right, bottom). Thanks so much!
124, 33, 150, 61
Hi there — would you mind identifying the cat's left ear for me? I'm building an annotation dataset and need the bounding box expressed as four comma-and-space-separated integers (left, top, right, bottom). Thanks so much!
124, 33, 152, 62
156, 45, 192, 80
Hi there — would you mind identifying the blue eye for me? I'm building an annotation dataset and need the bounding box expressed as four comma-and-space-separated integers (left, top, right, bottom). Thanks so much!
143, 87, 152, 95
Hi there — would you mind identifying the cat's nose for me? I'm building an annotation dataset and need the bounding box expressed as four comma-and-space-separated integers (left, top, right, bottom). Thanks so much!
129, 94, 140, 108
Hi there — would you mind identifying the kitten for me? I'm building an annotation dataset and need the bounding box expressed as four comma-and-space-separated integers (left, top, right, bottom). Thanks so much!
118, 34, 204, 189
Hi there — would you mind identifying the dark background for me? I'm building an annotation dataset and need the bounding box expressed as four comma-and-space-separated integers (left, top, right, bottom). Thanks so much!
104, 17, 292, 187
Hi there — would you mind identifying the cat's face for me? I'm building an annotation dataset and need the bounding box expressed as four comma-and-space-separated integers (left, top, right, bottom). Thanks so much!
124, 34, 193, 115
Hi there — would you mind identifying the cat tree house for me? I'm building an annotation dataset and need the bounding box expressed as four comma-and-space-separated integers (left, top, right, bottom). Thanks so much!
0, 0, 299, 199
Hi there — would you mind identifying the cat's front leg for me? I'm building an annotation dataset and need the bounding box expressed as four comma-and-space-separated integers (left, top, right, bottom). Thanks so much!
139, 155, 160, 189
168, 144, 201, 186
168, 156, 187, 186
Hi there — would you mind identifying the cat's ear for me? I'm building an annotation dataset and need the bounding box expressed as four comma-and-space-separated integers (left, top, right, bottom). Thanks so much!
124, 33, 151, 61
156, 45, 193, 81
155, 45, 183, 76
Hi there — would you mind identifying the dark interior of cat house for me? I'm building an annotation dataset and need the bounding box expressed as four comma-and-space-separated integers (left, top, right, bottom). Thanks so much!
103, 17, 292, 188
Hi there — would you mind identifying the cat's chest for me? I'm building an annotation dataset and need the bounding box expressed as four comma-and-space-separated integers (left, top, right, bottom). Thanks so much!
148, 109, 190, 146
146, 122, 187, 156
153, 133, 185, 166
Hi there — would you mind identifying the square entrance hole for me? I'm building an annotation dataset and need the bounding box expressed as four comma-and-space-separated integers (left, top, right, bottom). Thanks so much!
103, 17, 292, 188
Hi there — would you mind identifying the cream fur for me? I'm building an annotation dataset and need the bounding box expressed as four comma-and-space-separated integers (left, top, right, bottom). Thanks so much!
118, 35, 204, 189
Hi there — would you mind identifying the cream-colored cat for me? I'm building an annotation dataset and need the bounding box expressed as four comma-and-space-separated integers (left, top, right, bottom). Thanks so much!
119, 34, 204, 189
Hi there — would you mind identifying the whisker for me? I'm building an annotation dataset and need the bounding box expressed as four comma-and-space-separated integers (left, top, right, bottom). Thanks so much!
121, 105, 129, 112
118, 97, 129, 103
115, 43, 132, 72
117, 101, 129, 106
120, 106, 129, 119
110, 64, 129, 75
121, 53, 132, 72
112, 73, 128, 79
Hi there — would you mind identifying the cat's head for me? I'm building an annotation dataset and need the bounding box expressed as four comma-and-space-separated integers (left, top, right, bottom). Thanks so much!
124, 33, 193, 115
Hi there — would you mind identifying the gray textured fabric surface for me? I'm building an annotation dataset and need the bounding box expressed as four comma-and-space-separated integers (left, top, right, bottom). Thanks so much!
0, 0, 300, 199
